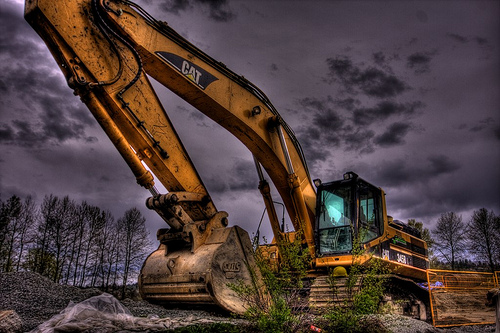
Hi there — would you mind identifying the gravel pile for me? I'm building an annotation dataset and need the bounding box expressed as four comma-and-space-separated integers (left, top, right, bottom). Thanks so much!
120, 298, 232, 321
0, 272, 246, 332
0, 272, 102, 331
0, 271, 496, 332
374, 314, 495, 333
373, 314, 440, 333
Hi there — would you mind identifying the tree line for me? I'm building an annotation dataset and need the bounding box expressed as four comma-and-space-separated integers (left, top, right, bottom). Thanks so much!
1, 192, 498, 295
0, 194, 152, 297
409, 208, 500, 272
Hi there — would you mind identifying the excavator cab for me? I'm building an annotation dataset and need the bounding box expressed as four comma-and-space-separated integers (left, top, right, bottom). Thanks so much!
315, 172, 384, 257
314, 172, 429, 281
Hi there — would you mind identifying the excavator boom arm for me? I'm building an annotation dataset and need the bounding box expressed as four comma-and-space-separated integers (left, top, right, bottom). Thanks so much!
25, 0, 316, 243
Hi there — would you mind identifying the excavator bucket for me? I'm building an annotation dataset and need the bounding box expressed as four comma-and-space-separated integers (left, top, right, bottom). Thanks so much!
139, 225, 261, 314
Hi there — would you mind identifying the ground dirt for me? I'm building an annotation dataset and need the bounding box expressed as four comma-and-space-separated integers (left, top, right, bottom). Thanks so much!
0, 272, 496, 332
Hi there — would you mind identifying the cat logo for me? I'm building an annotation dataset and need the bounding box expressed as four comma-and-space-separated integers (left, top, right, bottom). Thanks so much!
155, 51, 218, 90
181, 60, 201, 85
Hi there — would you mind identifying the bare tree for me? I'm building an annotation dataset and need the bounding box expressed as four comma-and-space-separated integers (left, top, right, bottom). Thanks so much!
0, 196, 22, 272
70, 202, 90, 285
117, 208, 151, 298
63, 201, 86, 285
103, 220, 120, 291
90, 209, 115, 289
1, 193, 154, 291
468, 208, 500, 272
33, 194, 59, 278
14, 196, 37, 272
0, 198, 6, 254
32, 195, 78, 282
78, 204, 105, 287
432, 212, 466, 270
52, 196, 77, 283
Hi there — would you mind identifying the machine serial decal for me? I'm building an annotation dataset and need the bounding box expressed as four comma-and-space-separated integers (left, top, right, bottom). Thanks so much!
156, 52, 218, 90
391, 235, 407, 246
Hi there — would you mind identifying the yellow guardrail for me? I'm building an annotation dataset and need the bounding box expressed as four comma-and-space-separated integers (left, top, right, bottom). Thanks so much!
426, 269, 498, 327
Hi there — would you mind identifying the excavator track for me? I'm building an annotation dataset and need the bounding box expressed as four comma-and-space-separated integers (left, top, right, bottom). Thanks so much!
308, 275, 429, 321
309, 276, 361, 309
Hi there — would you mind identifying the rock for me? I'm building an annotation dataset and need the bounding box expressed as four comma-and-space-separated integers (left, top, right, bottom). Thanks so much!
0, 310, 22, 333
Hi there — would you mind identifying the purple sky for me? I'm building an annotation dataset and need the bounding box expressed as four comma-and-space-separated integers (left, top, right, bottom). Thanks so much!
1, 0, 499, 244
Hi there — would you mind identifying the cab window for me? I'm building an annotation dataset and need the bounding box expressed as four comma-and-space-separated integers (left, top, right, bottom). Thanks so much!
358, 184, 382, 243
318, 186, 353, 254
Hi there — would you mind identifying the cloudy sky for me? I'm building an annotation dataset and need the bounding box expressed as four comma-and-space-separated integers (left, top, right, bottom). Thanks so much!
1, 0, 499, 244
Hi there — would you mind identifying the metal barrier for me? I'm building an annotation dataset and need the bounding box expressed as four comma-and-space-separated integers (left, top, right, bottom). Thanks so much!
426, 269, 498, 327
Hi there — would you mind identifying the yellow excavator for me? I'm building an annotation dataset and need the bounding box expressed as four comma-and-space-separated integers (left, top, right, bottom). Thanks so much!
25, 0, 429, 316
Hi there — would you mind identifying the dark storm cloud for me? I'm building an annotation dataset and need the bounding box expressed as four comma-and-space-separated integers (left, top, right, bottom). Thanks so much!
159, 0, 192, 14
334, 97, 360, 111
374, 122, 411, 147
446, 33, 494, 51
468, 117, 495, 133
0, 125, 14, 141
0, 2, 96, 148
301, 97, 344, 132
458, 117, 499, 138
406, 52, 433, 74
353, 101, 423, 126
296, 128, 329, 166
447, 33, 468, 44
158, 0, 235, 22
295, 96, 422, 164
0, 106, 97, 148
474, 37, 489, 46
427, 155, 461, 175
371, 51, 401, 73
296, 52, 428, 163
300, 96, 345, 131
343, 128, 376, 154
494, 125, 500, 141
372, 52, 386, 66
295, 98, 344, 164
374, 154, 461, 188
325, 56, 409, 98
205, 159, 258, 193
0, 120, 44, 148
446, 33, 494, 50
298, 123, 376, 163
